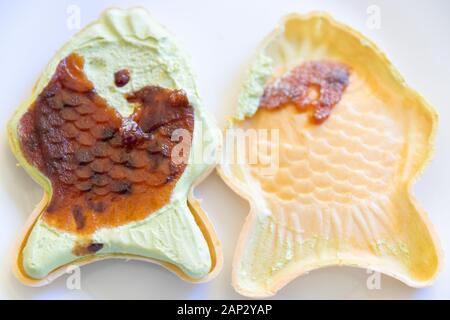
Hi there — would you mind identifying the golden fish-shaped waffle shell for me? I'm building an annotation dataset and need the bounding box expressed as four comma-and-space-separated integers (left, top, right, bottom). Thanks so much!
219, 13, 442, 297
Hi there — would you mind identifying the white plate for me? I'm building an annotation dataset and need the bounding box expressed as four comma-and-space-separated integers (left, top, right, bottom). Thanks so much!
0, 0, 449, 299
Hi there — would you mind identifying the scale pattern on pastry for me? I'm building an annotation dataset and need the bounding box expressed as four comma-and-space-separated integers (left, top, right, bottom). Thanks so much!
18, 53, 194, 236
219, 13, 441, 297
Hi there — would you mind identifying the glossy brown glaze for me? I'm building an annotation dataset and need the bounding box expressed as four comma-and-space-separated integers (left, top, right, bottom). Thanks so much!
259, 61, 350, 124
114, 69, 130, 87
72, 241, 104, 256
18, 53, 194, 235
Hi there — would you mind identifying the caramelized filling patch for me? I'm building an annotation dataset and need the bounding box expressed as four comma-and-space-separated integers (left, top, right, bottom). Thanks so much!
114, 69, 130, 87
73, 241, 104, 256
259, 61, 350, 123
18, 53, 194, 235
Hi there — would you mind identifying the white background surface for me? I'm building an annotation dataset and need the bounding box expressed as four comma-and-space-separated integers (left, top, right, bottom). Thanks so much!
0, 0, 449, 300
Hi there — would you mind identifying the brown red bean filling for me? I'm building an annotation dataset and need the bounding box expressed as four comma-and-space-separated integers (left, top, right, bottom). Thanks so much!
114, 69, 130, 87
72, 242, 104, 256
259, 61, 350, 124
18, 53, 194, 237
